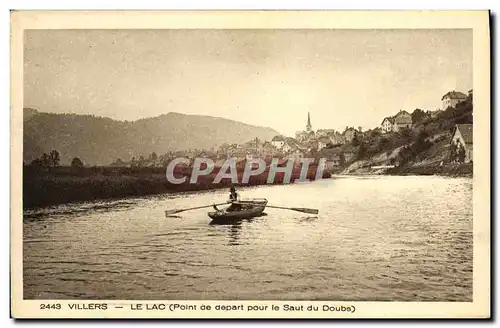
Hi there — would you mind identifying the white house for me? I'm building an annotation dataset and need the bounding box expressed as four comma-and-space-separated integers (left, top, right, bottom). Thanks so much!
381, 117, 394, 133
441, 90, 468, 111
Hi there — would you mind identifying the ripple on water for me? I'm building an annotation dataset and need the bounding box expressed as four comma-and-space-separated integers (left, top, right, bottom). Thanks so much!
23, 176, 473, 301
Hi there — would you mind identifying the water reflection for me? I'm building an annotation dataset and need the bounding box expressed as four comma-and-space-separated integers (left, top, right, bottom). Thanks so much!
209, 220, 245, 246
227, 223, 243, 246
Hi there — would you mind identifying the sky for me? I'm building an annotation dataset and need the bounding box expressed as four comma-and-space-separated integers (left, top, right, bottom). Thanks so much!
24, 29, 472, 136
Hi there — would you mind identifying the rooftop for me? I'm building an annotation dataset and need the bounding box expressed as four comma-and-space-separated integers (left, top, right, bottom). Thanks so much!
271, 135, 285, 142
442, 90, 468, 100
454, 124, 473, 144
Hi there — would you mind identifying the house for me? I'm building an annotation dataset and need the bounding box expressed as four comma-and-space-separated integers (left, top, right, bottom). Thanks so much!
271, 135, 286, 149
317, 136, 332, 150
381, 117, 395, 134
344, 127, 359, 142
441, 90, 468, 110
316, 148, 343, 170
295, 131, 309, 143
285, 138, 307, 158
284, 137, 298, 149
426, 109, 443, 119
393, 110, 412, 131
316, 129, 336, 138
282, 142, 292, 153
329, 133, 346, 145
450, 124, 473, 163
381, 110, 412, 133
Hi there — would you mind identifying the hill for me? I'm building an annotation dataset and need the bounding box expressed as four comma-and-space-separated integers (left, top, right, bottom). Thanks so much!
23, 110, 280, 165
340, 96, 473, 175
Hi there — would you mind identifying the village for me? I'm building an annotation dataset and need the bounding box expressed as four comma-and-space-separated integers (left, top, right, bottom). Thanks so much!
117, 88, 473, 175
23, 87, 474, 209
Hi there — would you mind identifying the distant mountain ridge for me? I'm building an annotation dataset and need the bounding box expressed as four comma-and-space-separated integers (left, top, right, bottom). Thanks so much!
23, 108, 280, 165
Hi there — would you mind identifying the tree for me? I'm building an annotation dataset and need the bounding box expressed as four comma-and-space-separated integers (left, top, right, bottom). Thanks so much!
370, 129, 381, 138
356, 142, 366, 160
30, 158, 43, 167
351, 134, 360, 147
397, 145, 414, 165
49, 150, 60, 168
411, 108, 427, 123
399, 127, 412, 141
151, 152, 158, 161
114, 158, 124, 166
71, 157, 84, 169
377, 137, 389, 151
411, 130, 432, 156
130, 157, 137, 168
41, 153, 50, 167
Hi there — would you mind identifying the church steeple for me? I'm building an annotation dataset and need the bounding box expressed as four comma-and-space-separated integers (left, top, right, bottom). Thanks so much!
306, 112, 312, 132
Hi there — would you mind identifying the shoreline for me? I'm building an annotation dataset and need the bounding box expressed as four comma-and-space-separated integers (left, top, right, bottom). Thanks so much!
22, 165, 331, 210
339, 162, 473, 178
23, 166, 472, 212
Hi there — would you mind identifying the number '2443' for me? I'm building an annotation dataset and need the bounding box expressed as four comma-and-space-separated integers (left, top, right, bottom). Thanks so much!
40, 304, 61, 310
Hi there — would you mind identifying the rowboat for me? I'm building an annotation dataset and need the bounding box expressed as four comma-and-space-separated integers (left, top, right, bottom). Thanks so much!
208, 198, 268, 224
165, 196, 318, 221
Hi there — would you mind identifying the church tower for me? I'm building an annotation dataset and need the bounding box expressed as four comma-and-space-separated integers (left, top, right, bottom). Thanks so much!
306, 112, 312, 132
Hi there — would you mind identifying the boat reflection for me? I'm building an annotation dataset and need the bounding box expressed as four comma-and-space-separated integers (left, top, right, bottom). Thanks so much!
209, 220, 243, 246
209, 214, 267, 246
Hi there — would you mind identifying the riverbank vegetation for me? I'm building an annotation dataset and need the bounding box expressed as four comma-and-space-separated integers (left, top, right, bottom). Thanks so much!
23, 159, 331, 209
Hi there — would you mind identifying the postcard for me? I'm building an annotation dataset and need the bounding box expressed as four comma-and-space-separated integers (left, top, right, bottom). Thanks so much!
10, 10, 490, 319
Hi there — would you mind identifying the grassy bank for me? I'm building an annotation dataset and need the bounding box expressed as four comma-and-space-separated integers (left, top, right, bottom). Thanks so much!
23, 164, 331, 209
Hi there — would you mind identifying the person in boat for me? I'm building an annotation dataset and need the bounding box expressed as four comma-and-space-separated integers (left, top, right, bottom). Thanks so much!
229, 186, 239, 202
227, 186, 242, 212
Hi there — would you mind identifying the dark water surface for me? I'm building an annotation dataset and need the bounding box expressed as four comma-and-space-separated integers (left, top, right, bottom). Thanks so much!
23, 176, 473, 301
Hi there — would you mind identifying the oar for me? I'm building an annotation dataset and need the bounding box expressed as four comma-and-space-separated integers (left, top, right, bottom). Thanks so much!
265, 205, 319, 215
165, 202, 228, 216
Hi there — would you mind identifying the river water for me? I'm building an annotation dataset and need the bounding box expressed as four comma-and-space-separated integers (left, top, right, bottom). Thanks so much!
23, 175, 473, 301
